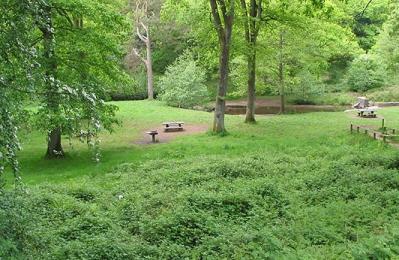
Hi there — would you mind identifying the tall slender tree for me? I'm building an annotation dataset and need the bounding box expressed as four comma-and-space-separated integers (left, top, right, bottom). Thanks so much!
210, 0, 235, 133
240, 0, 262, 123
278, 30, 286, 114
131, 0, 154, 100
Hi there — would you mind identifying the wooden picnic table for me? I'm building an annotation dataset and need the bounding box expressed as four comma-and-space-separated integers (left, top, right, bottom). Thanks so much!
162, 122, 184, 132
357, 107, 378, 118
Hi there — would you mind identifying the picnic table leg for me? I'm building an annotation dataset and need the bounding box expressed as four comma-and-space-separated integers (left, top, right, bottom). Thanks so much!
151, 134, 156, 143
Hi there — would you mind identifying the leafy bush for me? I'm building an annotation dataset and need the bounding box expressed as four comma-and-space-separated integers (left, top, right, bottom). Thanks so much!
289, 70, 325, 104
159, 52, 208, 108
2, 151, 399, 259
292, 92, 356, 106
367, 86, 399, 102
106, 70, 155, 101
346, 54, 386, 92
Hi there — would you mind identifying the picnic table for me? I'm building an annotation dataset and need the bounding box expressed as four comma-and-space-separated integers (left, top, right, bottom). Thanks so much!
163, 122, 184, 132
357, 106, 378, 118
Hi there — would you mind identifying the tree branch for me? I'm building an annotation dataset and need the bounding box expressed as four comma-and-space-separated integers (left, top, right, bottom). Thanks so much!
136, 26, 148, 43
356, 0, 374, 18
210, 0, 225, 43
254, 0, 263, 36
240, 0, 250, 43
55, 7, 74, 27
132, 48, 147, 65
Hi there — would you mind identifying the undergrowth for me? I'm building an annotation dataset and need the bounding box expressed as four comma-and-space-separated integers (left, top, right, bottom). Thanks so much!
2, 152, 399, 259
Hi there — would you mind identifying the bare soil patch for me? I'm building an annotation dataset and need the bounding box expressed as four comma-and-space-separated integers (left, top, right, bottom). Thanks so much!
134, 124, 209, 145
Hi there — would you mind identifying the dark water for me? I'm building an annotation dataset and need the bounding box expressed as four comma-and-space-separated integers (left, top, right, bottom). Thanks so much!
225, 105, 348, 115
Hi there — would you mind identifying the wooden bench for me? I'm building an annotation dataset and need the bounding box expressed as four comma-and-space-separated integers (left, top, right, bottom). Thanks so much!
146, 130, 158, 143
162, 122, 184, 132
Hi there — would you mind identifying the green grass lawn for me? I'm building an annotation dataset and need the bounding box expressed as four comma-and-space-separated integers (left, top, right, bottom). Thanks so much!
2, 101, 399, 259
12, 101, 399, 186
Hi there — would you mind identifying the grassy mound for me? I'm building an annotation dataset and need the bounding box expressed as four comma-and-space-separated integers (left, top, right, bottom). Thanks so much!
2, 151, 399, 259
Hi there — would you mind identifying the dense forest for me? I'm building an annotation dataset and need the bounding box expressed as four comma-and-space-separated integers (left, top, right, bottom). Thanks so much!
1, 0, 399, 258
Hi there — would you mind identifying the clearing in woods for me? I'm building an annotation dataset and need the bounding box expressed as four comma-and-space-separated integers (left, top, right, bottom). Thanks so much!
4, 101, 399, 258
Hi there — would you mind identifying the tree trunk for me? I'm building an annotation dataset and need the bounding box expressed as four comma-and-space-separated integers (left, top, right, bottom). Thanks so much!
213, 42, 230, 132
146, 35, 154, 100
133, 1, 154, 101
279, 31, 285, 114
46, 128, 64, 158
245, 49, 256, 123
41, 6, 64, 158
242, 0, 262, 123
210, 0, 234, 133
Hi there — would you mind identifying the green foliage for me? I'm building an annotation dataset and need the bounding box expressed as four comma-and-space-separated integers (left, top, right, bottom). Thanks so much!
367, 86, 399, 102
159, 52, 208, 108
346, 54, 386, 92
0, 0, 38, 181
107, 70, 150, 101
0, 0, 132, 166
304, 92, 356, 106
32, 0, 131, 159
373, 1, 399, 82
290, 70, 325, 104
351, 0, 390, 51
2, 100, 399, 257
229, 55, 249, 98
2, 148, 399, 258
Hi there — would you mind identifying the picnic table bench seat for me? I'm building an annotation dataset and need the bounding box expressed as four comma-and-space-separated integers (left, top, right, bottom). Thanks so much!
163, 122, 184, 132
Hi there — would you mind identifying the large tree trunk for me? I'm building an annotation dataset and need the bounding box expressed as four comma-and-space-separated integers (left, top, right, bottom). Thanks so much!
213, 43, 230, 132
46, 128, 64, 158
146, 35, 154, 100
210, 0, 234, 133
41, 6, 64, 158
245, 49, 256, 123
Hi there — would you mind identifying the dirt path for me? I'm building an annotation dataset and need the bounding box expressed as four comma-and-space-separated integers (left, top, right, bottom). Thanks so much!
134, 124, 209, 145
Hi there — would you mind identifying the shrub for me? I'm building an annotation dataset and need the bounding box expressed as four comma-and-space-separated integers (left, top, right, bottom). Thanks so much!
159, 52, 208, 108
367, 86, 399, 102
2, 152, 399, 259
107, 70, 153, 101
290, 70, 325, 104
346, 54, 386, 92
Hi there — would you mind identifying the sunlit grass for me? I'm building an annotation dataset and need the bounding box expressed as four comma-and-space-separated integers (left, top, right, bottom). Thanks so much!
7, 100, 399, 186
